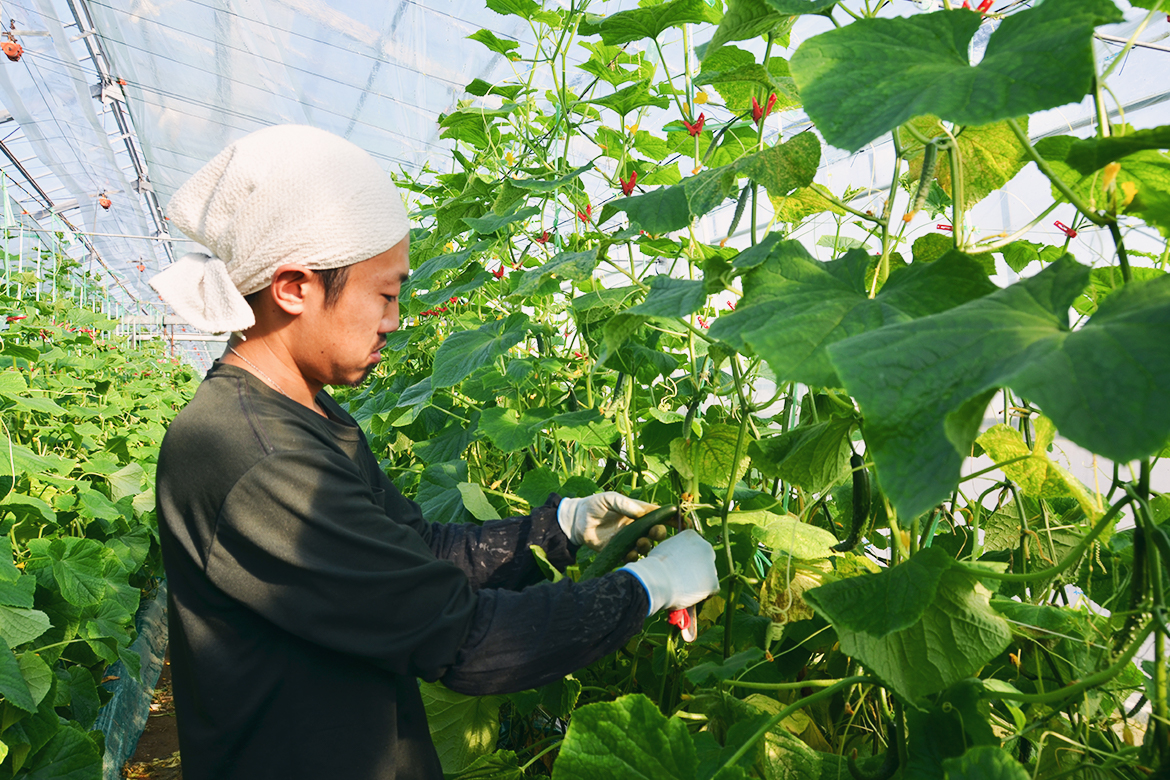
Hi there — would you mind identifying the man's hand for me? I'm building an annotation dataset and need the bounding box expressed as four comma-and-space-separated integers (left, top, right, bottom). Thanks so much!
621, 530, 719, 614
557, 492, 657, 550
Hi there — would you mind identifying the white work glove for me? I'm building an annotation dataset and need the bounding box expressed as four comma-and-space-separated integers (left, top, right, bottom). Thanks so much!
621, 530, 719, 615
557, 492, 657, 550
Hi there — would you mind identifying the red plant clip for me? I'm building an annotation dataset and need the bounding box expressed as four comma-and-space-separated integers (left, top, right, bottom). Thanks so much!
961, 0, 971, 7
697, 316, 708, 329
491, 265, 506, 279
681, 113, 705, 137
619, 170, 637, 197
577, 204, 592, 225
99, 194, 112, 210
1054, 220, 1077, 238
751, 93, 777, 125
937, 223, 953, 232
726, 300, 736, 311
977, 0, 993, 11
2, 41, 22, 62
6, 315, 26, 323
535, 231, 550, 244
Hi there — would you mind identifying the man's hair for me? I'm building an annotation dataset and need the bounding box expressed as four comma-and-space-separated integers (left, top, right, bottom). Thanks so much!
243, 265, 352, 309
316, 265, 352, 308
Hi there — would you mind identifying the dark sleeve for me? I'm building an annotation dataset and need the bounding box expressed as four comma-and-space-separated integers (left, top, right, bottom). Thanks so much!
442, 571, 649, 696
374, 467, 578, 591
208, 448, 478, 682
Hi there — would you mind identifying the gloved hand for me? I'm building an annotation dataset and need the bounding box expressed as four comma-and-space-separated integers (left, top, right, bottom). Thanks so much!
621, 529, 719, 615
557, 492, 657, 550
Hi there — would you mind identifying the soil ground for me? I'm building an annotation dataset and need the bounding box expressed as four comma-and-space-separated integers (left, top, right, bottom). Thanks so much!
121, 650, 182, 780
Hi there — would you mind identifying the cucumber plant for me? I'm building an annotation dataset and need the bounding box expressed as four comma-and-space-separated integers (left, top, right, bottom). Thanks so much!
340, 0, 1170, 776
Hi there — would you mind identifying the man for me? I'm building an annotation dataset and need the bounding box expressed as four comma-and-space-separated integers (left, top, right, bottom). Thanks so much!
150, 125, 718, 780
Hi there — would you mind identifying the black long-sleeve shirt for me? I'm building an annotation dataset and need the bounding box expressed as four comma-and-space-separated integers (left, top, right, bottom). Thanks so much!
155, 363, 648, 780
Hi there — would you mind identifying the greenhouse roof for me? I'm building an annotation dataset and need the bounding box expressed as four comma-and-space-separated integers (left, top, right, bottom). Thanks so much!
0, 0, 1168, 367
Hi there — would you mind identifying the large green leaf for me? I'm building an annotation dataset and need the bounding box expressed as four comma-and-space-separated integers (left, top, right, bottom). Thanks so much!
707, 0, 791, 55
478, 406, 551, 452
417, 461, 472, 524
748, 417, 853, 493
709, 241, 995, 387
419, 682, 506, 774
21, 723, 102, 780
456, 483, 501, 521
553, 693, 744, 780
670, 425, 752, 488
789, 0, 1123, 152
1053, 124, 1170, 175
466, 29, 520, 59
0, 641, 36, 713
626, 276, 707, 318
904, 117, 1030, 211
764, 0, 837, 12
512, 250, 600, 297
976, 417, 1099, 519
727, 511, 839, 560
602, 133, 819, 232
431, 314, 529, 389
462, 206, 539, 235
943, 746, 1030, 780
805, 548, 1011, 701
27, 538, 106, 608
578, 0, 718, 45
0, 604, 52, 647
830, 259, 1170, 519
695, 47, 799, 114
588, 81, 669, 117
1036, 134, 1170, 237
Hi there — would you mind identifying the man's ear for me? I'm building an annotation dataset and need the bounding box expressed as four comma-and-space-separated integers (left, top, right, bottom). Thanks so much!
268, 265, 317, 316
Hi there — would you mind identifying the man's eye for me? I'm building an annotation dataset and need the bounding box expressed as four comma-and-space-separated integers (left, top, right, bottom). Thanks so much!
383, 295, 398, 303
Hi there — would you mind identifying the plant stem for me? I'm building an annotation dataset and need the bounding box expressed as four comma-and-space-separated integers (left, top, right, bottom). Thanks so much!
717, 677, 876, 773
1100, 2, 1164, 81
721, 359, 753, 660
727, 677, 857, 691
1108, 221, 1132, 284
1007, 118, 1109, 228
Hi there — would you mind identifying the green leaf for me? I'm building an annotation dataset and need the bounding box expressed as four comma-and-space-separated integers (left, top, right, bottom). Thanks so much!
976, 417, 1099, 519
431, 314, 529, 389
828, 259, 1170, 520
1057, 124, 1170, 175
805, 549, 1011, 701
578, 0, 718, 46
466, 28, 520, 59
419, 682, 505, 774
789, 0, 1124, 152
413, 419, 478, 465
764, 0, 838, 12
107, 462, 146, 501
464, 78, 523, 101
513, 249, 600, 297
707, 0, 791, 55
0, 369, 28, 396
485, 0, 539, 20
601, 185, 690, 234
905, 117, 1031, 211
0, 604, 52, 647
588, 81, 669, 117
1036, 135, 1170, 237
516, 467, 560, 508
943, 746, 1030, 780
996, 240, 1065, 274
462, 206, 539, 235
0, 641, 36, 713
554, 694, 720, 780
456, 483, 501, 522
695, 48, 799, 114
62, 667, 100, 730
438, 106, 514, 149
405, 241, 489, 298
770, 183, 844, 223
448, 750, 524, 780
709, 241, 996, 387
0, 575, 36, 609
1074, 265, 1165, 317
727, 511, 839, 560
478, 406, 550, 452
685, 648, 765, 685
417, 461, 472, 524
0, 442, 74, 478
17, 653, 51, 709
41, 538, 106, 608
626, 276, 707, 318
736, 132, 821, 199
748, 417, 853, 493
670, 425, 751, 489
21, 723, 102, 780
509, 163, 593, 193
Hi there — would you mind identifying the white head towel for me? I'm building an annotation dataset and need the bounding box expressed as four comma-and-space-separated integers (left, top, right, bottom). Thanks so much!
150, 124, 410, 333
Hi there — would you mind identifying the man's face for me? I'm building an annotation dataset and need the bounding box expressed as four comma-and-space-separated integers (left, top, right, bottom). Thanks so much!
296, 237, 409, 388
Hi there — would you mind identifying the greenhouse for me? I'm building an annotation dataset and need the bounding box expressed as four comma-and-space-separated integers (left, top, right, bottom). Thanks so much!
1, 0, 1169, 777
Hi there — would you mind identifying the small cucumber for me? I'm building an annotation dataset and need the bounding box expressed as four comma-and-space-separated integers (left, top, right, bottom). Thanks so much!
581, 504, 679, 580
832, 454, 870, 553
